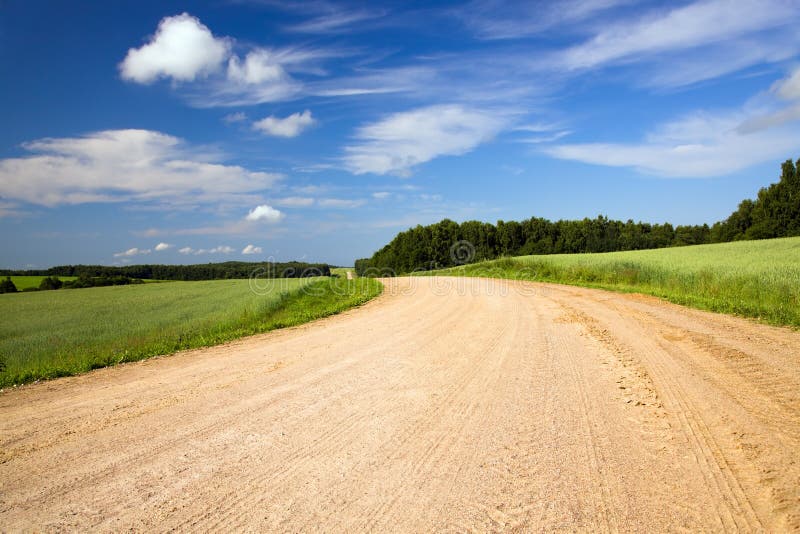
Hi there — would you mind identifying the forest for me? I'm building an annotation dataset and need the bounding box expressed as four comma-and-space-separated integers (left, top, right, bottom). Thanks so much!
356, 157, 800, 275
1, 261, 332, 281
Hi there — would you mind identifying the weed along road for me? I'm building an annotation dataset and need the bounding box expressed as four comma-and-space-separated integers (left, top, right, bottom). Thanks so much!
1, 277, 799, 531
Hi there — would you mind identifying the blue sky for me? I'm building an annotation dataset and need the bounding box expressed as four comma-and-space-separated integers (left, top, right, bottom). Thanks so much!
2, 0, 800, 268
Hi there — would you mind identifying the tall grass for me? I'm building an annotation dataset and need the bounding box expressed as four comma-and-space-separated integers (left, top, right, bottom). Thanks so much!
417, 237, 800, 328
0, 277, 382, 387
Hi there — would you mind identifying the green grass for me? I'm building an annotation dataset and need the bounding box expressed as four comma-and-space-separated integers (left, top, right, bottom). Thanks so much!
330, 267, 355, 278
7, 276, 78, 290
415, 237, 800, 328
0, 277, 382, 387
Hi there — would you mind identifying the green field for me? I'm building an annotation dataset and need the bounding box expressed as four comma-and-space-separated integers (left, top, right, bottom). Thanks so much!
0, 277, 382, 387
8, 276, 78, 290
330, 267, 355, 277
417, 237, 800, 328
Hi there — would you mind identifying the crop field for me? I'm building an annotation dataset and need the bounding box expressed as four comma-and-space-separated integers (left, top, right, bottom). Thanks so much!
7, 275, 78, 290
418, 236, 800, 327
0, 276, 382, 387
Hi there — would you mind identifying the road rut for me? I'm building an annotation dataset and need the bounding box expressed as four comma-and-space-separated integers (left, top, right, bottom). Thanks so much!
1, 277, 799, 531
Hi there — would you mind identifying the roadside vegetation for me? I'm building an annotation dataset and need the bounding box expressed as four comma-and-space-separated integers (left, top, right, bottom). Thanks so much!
416, 237, 800, 328
0, 276, 382, 387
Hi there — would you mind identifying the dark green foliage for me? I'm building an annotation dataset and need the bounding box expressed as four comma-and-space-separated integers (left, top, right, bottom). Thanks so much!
38, 276, 63, 290
355, 216, 700, 275
711, 158, 800, 241
357, 156, 800, 276
62, 275, 143, 289
0, 277, 17, 294
1, 261, 331, 281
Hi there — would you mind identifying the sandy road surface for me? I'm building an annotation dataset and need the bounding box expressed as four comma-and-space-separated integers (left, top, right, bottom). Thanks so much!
1, 277, 800, 531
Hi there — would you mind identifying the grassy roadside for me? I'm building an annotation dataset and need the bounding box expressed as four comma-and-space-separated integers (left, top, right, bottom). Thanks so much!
0, 277, 382, 388
330, 267, 356, 277
414, 237, 800, 328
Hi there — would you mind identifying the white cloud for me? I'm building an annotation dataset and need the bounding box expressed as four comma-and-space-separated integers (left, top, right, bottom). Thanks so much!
559, 0, 792, 70
223, 112, 247, 124
775, 66, 800, 100
518, 131, 572, 144
274, 196, 315, 207
286, 8, 384, 34
253, 110, 315, 137
179, 245, 235, 255
246, 204, 284, 222
0, 129, 282, 207
344, 104, 506, 175
242, 244, 263, 255
372, 191, 391, 199
547, 109, 800, 177
0, 201, 25, 218
154, 242, 172, 251
114, 247, 151, 258
200, 49, 302, 107
120, 13, 230, 83
318, 198, 366, 209
461, 0, 627, 40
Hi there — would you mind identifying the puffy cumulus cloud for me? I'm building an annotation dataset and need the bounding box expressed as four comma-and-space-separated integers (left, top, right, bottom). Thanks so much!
242, 244, 263, 255
154, 242, 172, 251
114, 247, 151, 258
0, 129, 282, 207
200, 49, 302, 107
228, 49, 288, 85
253, 110, 315, 138
343, 105, 506, 176
245, 204, 284, 222
178, 247, 194, 255
120, 13, 230, 84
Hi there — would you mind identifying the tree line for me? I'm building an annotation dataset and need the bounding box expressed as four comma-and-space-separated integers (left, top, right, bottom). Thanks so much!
1, 261, 332, 281
356, 157, 800, 275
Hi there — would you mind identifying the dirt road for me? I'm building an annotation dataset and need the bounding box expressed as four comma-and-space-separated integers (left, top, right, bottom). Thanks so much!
2, 277, 799, 531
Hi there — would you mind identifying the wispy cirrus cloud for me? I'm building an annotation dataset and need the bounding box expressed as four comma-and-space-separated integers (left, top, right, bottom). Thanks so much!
459, 0, 628, 40
557, 0, 794, 71
547, 65, 800, 177
343, 104, 508, 176
273, 196, 315, 207
285, 7, 386, 34
0, 129, 282, 208
547, 109, 800, 177
317, 198, 366, 209
543, 0, 800, 89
